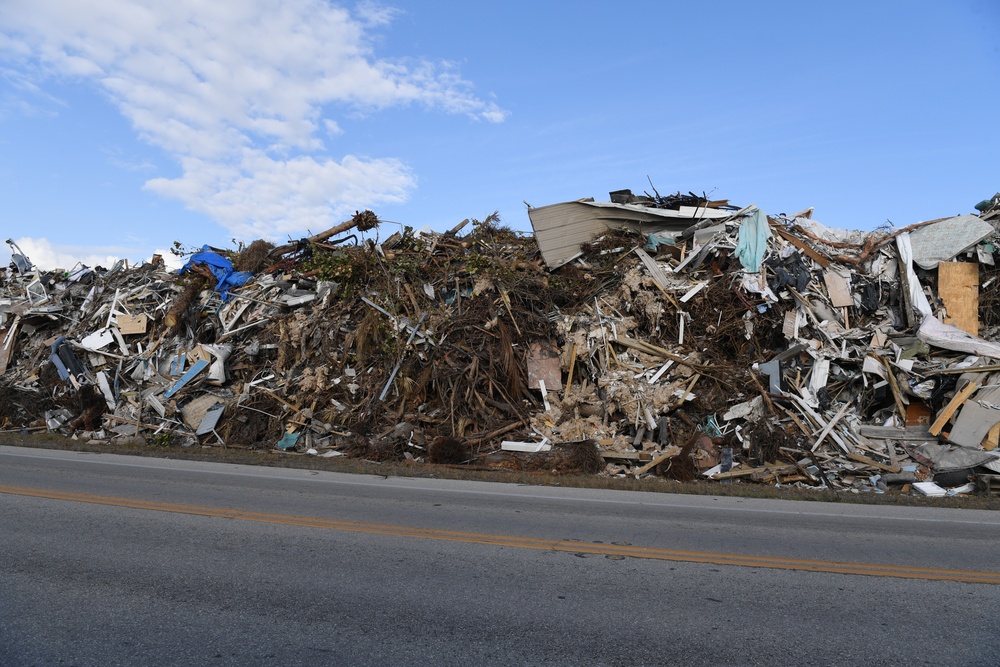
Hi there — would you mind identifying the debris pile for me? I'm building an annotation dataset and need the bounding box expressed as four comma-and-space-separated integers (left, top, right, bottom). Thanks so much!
3, 191, 1000, 496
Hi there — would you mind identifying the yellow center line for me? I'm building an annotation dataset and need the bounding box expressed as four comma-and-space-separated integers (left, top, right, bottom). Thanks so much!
3, 483, 998, 584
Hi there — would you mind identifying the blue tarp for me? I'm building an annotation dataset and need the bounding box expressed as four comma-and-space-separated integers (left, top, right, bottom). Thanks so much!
179, 246, 252, 300
734, 208, 771, 273
645, 231, 679, 251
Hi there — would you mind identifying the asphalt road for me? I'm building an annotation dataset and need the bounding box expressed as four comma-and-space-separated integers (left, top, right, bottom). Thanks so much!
1, 444, 999, 667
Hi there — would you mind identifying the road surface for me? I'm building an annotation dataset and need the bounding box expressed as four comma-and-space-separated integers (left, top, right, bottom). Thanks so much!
1, 445, 998, 666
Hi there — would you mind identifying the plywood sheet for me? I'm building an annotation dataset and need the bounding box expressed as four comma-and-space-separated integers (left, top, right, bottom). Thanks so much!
526, 342, 562, 391
823, 271, 854, 308
938, 261, 979, 336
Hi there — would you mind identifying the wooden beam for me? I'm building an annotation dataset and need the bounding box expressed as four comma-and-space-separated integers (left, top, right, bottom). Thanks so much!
983, 423, 1000, 452
599, 450, 642, 461
633, 445, 682, 476
928, 382, 979, 436
847, 452, 901, 474
769, 224, 831, 267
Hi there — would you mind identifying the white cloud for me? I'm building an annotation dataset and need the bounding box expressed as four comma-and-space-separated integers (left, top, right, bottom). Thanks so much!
354, 1, 401, 28
0, 1, 506, 240
152, 248, 186, 271
3, 237, 143, 271
145, 149, 415, 240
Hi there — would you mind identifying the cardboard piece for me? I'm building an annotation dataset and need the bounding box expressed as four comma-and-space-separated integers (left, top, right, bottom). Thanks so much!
117, 314, 149, 335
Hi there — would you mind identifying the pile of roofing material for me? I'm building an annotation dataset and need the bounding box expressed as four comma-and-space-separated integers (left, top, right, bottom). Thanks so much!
3, 192, 1000, 496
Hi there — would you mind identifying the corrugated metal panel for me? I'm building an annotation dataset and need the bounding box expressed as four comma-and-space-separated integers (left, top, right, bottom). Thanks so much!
528, 200, 716, 270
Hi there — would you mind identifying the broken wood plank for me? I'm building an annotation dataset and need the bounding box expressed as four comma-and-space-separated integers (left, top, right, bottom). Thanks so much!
924, 364, 1000, 375
791, 395, 851, 454
710, 465, 758, 479
857, 425, 934, 440
880, 355, 908, 420
847, 452, 901, 474
946, 385, 1000, 448
467, 420, 527, 446
812, 399, 852, 451
563, 342, 577, 400
983, 422, 1000, 452
769, 224, 831, 267
633, 445, 682, 476
779, 405, 811, 437
928, 381, 979, 436
613, 336, 711, 371
102, 414, 188, 435
599, 450, 642, 461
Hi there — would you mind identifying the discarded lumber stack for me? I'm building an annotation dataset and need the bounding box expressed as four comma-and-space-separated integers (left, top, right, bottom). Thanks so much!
2, 191, 1000, 496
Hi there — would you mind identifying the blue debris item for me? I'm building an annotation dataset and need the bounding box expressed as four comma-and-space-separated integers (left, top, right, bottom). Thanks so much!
734, 208, 771, 273
179, 245, 253, 300
164, 359, 209, 399
276, 432, 301, 451
720, 447, 733, 473
49, 336, 86, 384
700, 415, 722, 439
169, 352, 187, 376
646, 231, 678, 251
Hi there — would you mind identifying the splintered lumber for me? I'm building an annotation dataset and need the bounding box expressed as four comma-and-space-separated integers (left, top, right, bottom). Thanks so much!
928, 381, 979, 436
673, 374, 701, 409
791, 396, 851, 454
613, 336, 710, 371
857, 425, 934, 440
880, 356, 908, 420
813, 399, 852, 451
847, 452, 901, 474
769, 224, 831, 267
103, 414, 189, 436
633, 445, 682, 476
563, 342, 577, 400
710, 465, 757, 479
924, 364, 1000, 375
599, 450, 643, 461
983, 423, 1000, 452
467, 420, 526, 446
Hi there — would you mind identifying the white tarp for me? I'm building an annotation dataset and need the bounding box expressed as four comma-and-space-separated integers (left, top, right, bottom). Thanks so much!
918, 315, 1000, 359
896, 233, 932, 318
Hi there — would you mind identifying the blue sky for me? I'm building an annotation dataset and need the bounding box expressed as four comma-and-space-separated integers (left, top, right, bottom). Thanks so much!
1, 0, 997, 270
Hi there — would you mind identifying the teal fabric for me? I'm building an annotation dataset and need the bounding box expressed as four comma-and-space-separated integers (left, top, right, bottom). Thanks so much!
735, 208, 771, 272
